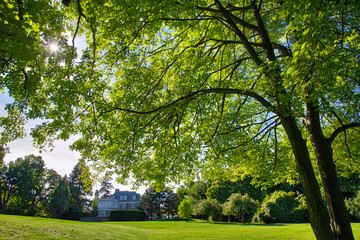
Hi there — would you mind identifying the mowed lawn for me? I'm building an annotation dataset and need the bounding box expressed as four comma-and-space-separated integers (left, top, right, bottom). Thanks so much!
1, 215, 360, 240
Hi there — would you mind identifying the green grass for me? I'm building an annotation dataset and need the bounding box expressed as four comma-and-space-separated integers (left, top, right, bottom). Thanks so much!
1, 215, 360, 240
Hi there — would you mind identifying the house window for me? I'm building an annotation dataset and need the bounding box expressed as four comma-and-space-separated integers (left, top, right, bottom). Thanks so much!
132, 195, 136, 200
120, 203, 126, 209
120, 195, 127, 200
98, 202, 102, 207
131, 203, 136, 209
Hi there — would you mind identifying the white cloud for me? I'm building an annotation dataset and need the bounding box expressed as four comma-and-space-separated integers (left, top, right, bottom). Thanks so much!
4, 135, 80, 176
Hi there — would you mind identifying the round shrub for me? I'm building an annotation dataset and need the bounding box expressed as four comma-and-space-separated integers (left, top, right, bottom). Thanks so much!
253, 190, 309, 223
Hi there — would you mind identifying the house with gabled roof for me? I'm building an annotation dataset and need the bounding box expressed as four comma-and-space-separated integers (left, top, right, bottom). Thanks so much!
98, 189, 141, 217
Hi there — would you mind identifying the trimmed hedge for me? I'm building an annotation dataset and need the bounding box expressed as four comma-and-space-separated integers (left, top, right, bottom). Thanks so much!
109, 210, 146, 221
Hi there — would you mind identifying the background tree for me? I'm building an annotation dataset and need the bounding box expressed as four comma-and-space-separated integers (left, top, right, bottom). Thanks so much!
6, 155, 46, 215
0, 161, 17, 211
206, 177, 264, 204
178, 198, 193, 222
42, 169, 61, 214
195, 199, 222, 223
69, 162, 93, 212
162, 189, 180, 217
49, 175, 71, 218
255, 191, 309, 224
223, 193, 258, 224
177, 181, 210, 203
140, 187, 161, 219
140, 187, 179, 218
97, 177, 114, 199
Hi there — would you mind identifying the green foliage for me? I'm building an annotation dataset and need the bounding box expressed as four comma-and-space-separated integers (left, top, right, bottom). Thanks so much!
97, 177, 114, 199
0, 155, 46, 215
207, 178, 264, 204
140, 187, 162, 218
0, 0, 76, 145
69, 162, 93, 212
178, 198, 193, 222
195, 199, 222, 222
162, 189, 180, 216
339, 173, 360, 199
223, 193, 258, 224
140, 187, 179, 218
109, 210, 146, 221
345, 191, 360, 222
49, 175, 71, 218
177, 181, 210, 203
254, 191, 309, 223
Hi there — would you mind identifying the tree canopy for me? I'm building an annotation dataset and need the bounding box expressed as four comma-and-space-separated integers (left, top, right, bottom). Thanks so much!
223, 193, 258, 224
178, 198, 193, 222
1, 0, 360, 239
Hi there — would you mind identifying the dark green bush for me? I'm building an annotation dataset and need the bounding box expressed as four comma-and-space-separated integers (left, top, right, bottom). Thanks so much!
253, 190, 309, 223
345, 190, 360, 222
4, 200, 37, 216
109, 210, 146, 221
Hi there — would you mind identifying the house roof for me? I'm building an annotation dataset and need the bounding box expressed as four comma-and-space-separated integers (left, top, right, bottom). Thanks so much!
110, 189, 141, 202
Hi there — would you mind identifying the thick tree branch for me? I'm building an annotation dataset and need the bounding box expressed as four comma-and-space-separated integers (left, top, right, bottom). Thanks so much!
328, 122, 360, 144
251, 1, 276, 61
213, 0, 263, 66
98, 88, 275, 118
197, 6, 260, 33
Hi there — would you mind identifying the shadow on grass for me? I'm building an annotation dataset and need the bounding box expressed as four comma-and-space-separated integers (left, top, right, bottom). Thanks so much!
186, 220, 288, 226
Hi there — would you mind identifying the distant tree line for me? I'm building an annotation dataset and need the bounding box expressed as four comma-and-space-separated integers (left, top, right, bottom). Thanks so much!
2, 150, 360, 223
0, 151, 103, 219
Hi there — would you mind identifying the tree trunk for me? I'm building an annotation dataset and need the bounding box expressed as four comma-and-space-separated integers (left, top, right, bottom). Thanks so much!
280, 115, 334, 240
306, 102, 354, 240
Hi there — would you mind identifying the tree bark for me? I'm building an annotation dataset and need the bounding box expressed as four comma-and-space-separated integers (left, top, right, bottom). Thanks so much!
280, 115, 335, 240
306, 102, 354, 240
